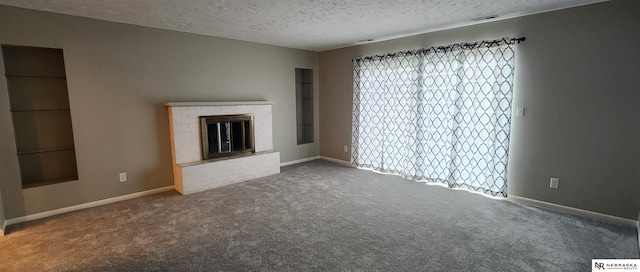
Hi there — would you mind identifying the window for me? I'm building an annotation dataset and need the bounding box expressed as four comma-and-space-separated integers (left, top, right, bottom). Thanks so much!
351, 39, 517, 196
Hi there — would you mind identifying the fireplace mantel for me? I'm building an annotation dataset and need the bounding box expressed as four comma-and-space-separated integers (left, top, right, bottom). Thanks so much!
165, 101, 280, 194
164, 101, 275, 107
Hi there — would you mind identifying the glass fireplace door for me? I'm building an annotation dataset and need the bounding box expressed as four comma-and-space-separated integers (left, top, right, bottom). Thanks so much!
200, 114, 254, 160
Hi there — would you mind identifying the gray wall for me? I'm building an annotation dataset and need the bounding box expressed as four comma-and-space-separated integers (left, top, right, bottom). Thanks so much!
0, 5, 319, 219
319, 0, 640, 220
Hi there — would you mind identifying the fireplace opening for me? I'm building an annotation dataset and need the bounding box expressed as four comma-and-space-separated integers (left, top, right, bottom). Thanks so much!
200, 114, 254, 160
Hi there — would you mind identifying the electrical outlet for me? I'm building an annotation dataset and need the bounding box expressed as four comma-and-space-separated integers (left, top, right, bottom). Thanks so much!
549, 177, 559, 189
343, 146, 348, 152
119, 172, 127, 182
516, 107, 525, 117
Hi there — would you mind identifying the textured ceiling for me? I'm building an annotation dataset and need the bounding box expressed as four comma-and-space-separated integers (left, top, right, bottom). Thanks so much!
0, 0, 606, 51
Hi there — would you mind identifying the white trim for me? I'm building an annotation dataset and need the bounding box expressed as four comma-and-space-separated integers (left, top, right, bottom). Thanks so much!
4, 186, 175, 229
1, 220, 6, 236
508, 195, 637, 227
164, 101, 274, 107
280, 156, 320, 167
319, 156, 351, 166
279, 156, 351, 167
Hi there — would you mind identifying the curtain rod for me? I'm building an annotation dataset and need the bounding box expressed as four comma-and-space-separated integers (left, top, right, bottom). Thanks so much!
353, 36, 526, 63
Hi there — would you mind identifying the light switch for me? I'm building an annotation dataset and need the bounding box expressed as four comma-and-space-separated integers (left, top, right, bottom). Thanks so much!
516, 107, 525, 117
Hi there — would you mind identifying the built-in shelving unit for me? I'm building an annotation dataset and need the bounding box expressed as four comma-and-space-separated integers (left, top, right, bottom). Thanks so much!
2, 45, 78, 188
295, 68, 314, 145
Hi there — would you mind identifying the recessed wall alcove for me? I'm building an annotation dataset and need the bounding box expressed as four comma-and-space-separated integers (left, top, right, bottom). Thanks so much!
2, 45, 78, 189
164, 101, 280, 194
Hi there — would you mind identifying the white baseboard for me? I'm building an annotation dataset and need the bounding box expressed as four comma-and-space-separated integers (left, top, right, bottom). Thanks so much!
319, 156, 351, 166
279, 156, 351, 167
508, 195, 637, 227
4, 186, 175, 230
279, 156, 321, 167
1, 220, 6, 236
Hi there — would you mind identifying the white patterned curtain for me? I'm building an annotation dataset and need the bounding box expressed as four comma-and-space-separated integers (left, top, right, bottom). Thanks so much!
351, 38, 518, 196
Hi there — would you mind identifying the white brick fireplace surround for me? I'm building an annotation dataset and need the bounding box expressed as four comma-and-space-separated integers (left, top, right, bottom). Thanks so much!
164, 101, 280, 194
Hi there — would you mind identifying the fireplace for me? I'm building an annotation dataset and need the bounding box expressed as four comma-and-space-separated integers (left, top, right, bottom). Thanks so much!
200, 114, 254, 160
165, 101, 280, 195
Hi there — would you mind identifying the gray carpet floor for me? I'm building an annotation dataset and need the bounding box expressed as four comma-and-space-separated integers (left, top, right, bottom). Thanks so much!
0, 160, 637, 271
